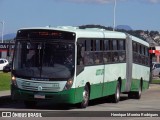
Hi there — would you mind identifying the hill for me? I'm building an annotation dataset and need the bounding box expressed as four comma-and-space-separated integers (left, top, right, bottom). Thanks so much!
0, 33, 16, 41
116, 25, 132, 31
79, 24, 159, 46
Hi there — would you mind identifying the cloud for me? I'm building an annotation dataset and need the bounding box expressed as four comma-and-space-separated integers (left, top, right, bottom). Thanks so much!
65, 0, 122, 4
53, 0, 160, 4
147, 0, 160, 3
140, 0, 160, 4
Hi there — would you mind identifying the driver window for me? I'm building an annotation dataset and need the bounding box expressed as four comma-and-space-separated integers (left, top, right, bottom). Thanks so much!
77, 40, 85, 66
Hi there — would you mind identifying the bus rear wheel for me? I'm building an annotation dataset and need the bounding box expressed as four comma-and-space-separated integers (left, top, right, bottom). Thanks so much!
80, 85, 90, 108
128, 83, 142, 99
135, 83, 142, 99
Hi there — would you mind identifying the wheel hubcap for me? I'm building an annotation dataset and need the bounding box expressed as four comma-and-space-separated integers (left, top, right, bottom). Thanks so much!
139, 87, 142, 95
117, 87, 120, 99
83, 90, 89, 104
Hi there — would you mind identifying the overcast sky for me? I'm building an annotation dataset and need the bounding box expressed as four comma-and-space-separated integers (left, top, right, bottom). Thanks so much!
0, 0, 160, 34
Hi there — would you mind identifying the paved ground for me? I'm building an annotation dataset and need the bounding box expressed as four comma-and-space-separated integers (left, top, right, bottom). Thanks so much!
0, 90, 10, 97
0, 84, 160, 120
0, 90, 11, 106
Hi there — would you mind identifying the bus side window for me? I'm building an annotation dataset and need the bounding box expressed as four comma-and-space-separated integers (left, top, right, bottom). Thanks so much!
85, 40, 91, 51
96, 40, 100, 51
142, 46, 145, 65
119, 51, 126, 62
77, 40, 85, 75
84, 52, 94, 65
113, 52, 119, 62
119, 40, 126, 62
104, 52, 112, 63
145, 47, 149, 66
91, 40, 95, 51
94, 52, 103, 64
104, 40, 109, 50
77, 43, 84, 65
137, 44, 141, 64
113, 40, 117, 50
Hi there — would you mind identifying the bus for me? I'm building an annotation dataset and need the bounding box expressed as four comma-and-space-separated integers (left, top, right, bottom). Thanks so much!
10, 26, 150, 108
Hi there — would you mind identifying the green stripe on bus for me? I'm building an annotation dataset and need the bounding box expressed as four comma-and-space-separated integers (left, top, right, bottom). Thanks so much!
130, 79, 149, 91
74, 80, 126, 103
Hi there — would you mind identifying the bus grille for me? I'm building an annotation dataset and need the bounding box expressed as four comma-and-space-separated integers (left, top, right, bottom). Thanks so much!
21, 85, 60, 92
16, 78, 64, 92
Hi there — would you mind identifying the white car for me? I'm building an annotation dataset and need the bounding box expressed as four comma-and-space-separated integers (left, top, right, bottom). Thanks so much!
152, 62, 160, 77
0, 58, 9, 71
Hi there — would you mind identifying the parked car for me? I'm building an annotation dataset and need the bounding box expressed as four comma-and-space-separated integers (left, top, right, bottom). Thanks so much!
3, 62, 12, 73
152, 62, 160, 77
0, 58, 9, 71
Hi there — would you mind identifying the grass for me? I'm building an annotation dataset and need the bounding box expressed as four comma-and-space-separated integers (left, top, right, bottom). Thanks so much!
151, 79, 160, 84
0, 72, 11, 91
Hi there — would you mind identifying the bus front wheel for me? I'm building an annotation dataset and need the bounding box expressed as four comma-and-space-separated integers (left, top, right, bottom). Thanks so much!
111, 81, 120, 103
80, 85, 90, 108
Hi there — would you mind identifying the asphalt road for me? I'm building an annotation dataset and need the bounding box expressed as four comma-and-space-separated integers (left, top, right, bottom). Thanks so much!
0, 84, 160, 120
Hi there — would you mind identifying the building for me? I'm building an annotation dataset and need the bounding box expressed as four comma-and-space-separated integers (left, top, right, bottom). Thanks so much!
0, 42, 14, 62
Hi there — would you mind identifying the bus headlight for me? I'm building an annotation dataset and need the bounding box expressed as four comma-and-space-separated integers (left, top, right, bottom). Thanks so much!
64, 78, 73, 90
11, 76, 17, 86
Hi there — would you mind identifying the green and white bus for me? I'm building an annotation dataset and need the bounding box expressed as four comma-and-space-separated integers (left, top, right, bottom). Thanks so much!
11, 26, 150, 108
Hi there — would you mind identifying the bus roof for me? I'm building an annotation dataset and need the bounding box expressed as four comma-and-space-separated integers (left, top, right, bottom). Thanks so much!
18, 26, 149, 46
131, 36, 149, 46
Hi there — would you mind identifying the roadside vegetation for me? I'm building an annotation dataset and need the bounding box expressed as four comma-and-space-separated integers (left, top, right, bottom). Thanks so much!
151, 79, 160, 84
0, 72, 11, 91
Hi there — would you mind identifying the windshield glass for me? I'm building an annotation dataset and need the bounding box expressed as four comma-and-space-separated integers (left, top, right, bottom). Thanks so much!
13, 41, 75, 79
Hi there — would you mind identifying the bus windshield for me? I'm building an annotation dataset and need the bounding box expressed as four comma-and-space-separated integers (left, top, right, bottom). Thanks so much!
13, 41, 75, 80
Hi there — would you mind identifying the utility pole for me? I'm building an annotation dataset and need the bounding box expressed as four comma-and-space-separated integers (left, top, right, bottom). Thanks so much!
0, 21, 5, 43
113, 0, 116, 31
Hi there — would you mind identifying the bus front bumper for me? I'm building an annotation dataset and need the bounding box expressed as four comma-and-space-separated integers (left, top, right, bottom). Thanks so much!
11, 85, 76, 104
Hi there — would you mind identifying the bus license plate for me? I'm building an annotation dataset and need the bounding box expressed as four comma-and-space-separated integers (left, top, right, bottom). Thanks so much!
34, 94, 45, 99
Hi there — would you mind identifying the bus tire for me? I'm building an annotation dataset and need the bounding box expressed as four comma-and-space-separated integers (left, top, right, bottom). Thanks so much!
135, 83, 142, 99
81, 85, 90, 108
128, 92, 134, 99
112, 81, 120, 103
24, 100, 37, 108
128, 83, 142, 99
